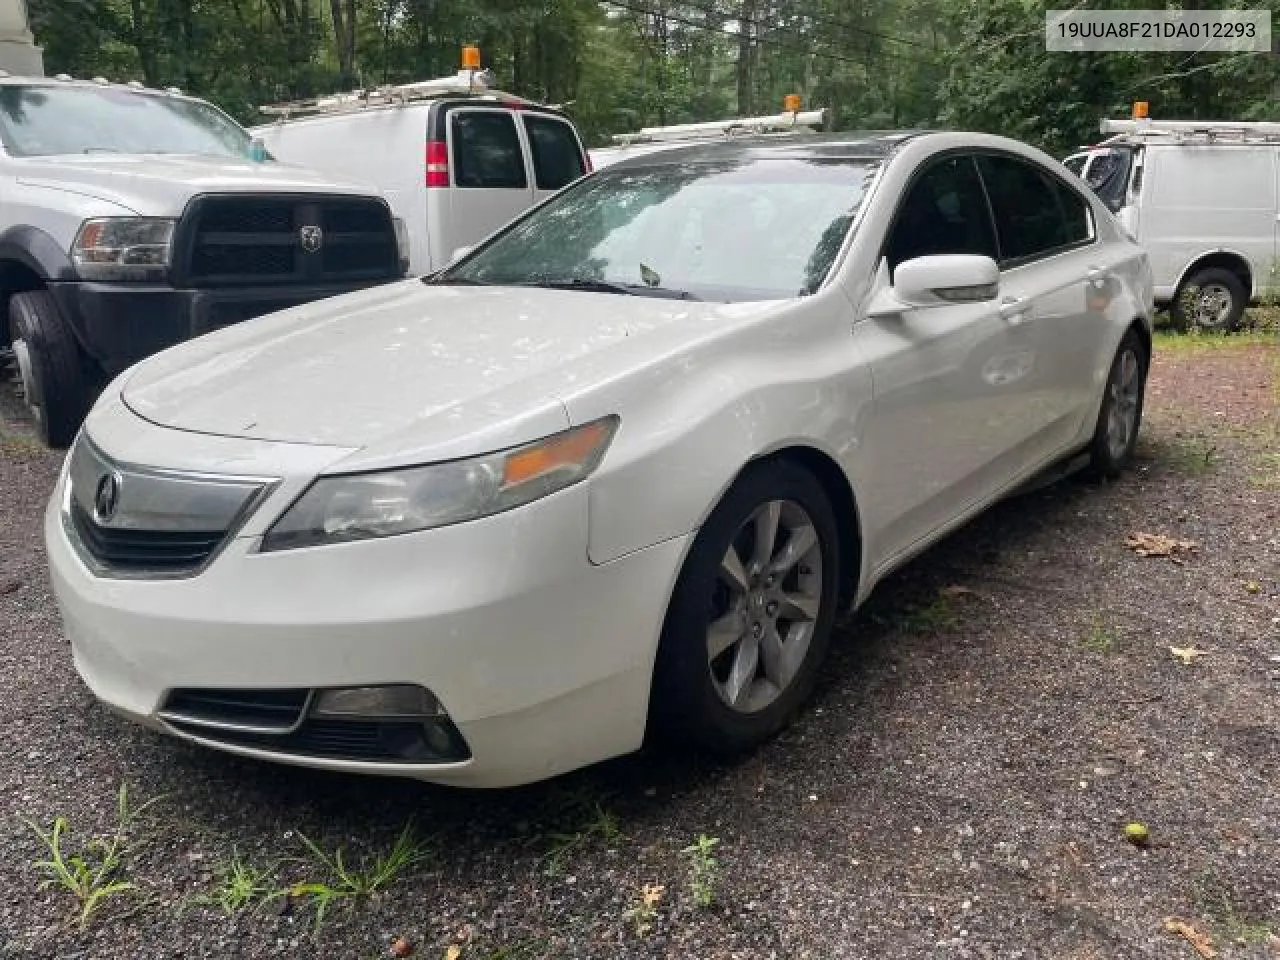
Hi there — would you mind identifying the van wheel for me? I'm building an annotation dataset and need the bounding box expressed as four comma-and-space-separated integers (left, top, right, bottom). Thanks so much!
9, 291, 90, 448
650, 461, 841, 754
1172, 268, 1246, 332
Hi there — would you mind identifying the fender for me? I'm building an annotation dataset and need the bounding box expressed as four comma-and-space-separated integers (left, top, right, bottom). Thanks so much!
0, 225, 78, 282
1171, 247, 1255, 300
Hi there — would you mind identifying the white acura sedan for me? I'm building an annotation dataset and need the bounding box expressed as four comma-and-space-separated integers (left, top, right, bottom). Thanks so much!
46, 132, 1154, 788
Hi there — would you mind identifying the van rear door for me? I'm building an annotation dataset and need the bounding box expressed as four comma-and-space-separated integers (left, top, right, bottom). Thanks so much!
521, 113, 588, 202
445, 107, 536, 254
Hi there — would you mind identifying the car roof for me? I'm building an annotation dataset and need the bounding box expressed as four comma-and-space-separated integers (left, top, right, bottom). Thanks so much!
603, 130, 934, 170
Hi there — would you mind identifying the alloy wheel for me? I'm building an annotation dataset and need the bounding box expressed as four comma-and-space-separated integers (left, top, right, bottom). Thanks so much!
1106, 346, 1142, 461
706, 499, 824, 714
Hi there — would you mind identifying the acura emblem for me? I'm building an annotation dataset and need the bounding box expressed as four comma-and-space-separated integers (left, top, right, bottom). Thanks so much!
93, 471, 122, 523
299, 224, 323, 253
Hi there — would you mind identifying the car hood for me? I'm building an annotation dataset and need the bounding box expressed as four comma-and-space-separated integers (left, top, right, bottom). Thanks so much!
14, 154, 378, 215
122, 281, 776, 464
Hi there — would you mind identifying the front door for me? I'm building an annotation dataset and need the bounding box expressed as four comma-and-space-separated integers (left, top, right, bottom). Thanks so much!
853, 153, 1039, 566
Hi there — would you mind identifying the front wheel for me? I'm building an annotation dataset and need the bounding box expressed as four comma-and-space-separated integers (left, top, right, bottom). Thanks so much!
1086, 329, 1148, 479
8, 290, 92, 448
1171, 267, 1246, 332
650, 460, 842, 754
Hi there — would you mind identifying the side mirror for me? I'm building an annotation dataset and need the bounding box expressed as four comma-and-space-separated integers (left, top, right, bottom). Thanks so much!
248, 137, 269, 163
450, 245, 474, 263
867, 254, 999, 317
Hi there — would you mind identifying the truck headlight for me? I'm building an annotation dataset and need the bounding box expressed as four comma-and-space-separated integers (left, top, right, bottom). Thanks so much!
72, 218, 175, 282
392, 216, 410, 274
261, 417, 618, 552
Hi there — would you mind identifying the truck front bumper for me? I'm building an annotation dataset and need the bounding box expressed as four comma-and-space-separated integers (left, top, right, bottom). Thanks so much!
47, 280, 391, 376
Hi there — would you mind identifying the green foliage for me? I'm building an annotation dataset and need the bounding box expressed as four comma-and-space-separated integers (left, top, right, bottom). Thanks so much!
22, 783, 163, 930
188, 850, 279, 916
681, 833, 720, 908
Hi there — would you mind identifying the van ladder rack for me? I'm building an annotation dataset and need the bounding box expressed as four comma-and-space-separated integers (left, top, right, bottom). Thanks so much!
259, 68, 537, 120
1100, 117, 1280, 145
611, 109, 828, 145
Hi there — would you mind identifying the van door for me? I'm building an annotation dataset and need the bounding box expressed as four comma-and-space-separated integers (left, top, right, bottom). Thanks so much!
446, 107, 536, 253
521, 113, 588, 202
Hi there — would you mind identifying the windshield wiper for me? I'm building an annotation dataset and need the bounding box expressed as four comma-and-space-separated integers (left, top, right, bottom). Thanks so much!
520, 278, 700, 300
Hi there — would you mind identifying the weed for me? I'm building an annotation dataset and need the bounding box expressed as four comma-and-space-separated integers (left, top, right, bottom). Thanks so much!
894, 593, 959, 634
289, 822, 432, 930
622, 882, 664, 937
1193, 869, 1274, 944
189, 850, 278, 916
681, 834, 720, 908
1080, 615, 1118, 654
542, 801, 622, 877
1153, 328, 1278, 354
22, 783, 163, 930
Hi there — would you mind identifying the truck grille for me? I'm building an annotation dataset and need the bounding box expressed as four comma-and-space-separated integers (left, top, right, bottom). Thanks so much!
177, 194, 399, 287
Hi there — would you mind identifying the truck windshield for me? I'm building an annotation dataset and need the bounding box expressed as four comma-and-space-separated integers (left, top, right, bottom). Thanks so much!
439, 157, 877, 302
0, 84, 253, 159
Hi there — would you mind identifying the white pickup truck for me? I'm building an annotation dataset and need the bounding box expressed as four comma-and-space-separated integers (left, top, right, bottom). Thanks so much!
0, 74, 408, 446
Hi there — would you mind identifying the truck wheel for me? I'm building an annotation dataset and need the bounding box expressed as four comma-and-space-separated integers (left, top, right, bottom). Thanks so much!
9, 290, 90, 448
1171, 268, 1246, 332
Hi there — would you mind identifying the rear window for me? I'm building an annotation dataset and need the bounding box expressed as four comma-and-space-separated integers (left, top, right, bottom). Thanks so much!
451, 110, 527, 189
524, 115, 585, 190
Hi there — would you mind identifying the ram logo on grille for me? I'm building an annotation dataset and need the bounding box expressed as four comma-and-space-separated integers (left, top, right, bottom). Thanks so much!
299, 224, 324, 253
93, 471, 122, 523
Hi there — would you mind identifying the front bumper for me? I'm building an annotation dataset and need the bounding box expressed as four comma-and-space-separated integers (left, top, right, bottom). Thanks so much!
45, 460, 689, 788
47, 279, 393, 376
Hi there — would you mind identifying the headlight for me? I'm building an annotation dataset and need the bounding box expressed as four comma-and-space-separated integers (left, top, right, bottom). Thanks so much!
72, 218, 175, 282
392, 216, 410, 274
261, 416, 618, 552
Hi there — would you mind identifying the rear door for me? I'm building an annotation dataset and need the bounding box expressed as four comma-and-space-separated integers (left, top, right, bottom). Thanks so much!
975, 152, 1105, 454
447, 107, 536, 251
521, 112, 588, 202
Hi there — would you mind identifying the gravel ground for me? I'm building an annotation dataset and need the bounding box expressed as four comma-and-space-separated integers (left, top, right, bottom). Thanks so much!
1, 331, 1277, 960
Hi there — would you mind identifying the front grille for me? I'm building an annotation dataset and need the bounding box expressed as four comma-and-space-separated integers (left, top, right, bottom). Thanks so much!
178, 194, 400, 287
160, 688, 309, 733
162, 702, 471, 764
70, 501, 224, 573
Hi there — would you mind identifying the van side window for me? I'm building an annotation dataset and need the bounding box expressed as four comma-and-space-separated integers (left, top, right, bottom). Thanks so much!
884, 154, 997, 277
451, 111, 527, 189
524, 115, 585, 190
976, 154, 1077, 263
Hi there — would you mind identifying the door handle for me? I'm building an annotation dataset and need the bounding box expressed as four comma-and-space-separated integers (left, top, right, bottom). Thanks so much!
1087, 266, 1109, 285
999, 296, 1029, 324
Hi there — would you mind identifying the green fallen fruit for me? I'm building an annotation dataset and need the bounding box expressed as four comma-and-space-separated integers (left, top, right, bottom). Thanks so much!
1123, 822, 1150, 845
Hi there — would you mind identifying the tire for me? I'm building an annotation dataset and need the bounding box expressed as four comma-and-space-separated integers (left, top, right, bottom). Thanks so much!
650, 460, 842, 754
1086, 329, 1148, 479
9, 290, 91, 448
1171, 267, 1246, 332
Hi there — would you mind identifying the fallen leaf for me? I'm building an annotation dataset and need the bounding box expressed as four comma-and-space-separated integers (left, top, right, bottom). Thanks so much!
1244, 580, 1262, 594
1125, 532, 1199, 560
1170, 646, 1210, 665
443, 947, 461, 960
1123, 822, 1150, 846
1163, 917, 1217, 959
640, 882, 665, 908
389, 937, 413, 958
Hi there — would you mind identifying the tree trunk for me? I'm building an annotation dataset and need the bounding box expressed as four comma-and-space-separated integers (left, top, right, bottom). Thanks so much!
736, 0, 755, 115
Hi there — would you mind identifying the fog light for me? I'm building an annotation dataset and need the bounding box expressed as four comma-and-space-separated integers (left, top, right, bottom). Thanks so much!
311, 685, 443, 719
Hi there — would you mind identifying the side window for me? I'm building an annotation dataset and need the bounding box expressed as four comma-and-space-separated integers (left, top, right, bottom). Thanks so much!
1054, 180, 1094, 245
524, 115, 585, 190
451, 110, 527, 189
976, 154, 1077, 263
884, 154, 997, 277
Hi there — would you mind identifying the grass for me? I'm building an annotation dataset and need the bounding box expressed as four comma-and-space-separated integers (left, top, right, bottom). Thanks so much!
1194, 870, 1275, 945
187, 850, 279, 916
893, 592, 960, 634
1164, 436, 1219, 475
681, 834, 721, 908
1153, 327, 1278, 354
288, 822, 432, 930
542, 801, 623, 877
1080, 615, 1119, 654
22, 783, 164, 930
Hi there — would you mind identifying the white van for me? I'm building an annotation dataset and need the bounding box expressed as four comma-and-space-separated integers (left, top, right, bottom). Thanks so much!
251, 60, 589, 275
589, 107, 828, 170
1067, 115, 1280, 330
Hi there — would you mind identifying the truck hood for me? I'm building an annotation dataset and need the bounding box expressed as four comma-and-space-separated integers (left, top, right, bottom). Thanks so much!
121, 281, 776, 464
14, 154, 379, 215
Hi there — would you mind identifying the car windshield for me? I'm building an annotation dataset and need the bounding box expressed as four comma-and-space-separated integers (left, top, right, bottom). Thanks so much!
0, 84, 254, 159
440, 156, 878, 302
